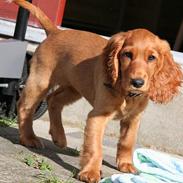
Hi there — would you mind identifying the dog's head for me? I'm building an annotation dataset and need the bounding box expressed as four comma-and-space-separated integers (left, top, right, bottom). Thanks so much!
103, 29, 183, 103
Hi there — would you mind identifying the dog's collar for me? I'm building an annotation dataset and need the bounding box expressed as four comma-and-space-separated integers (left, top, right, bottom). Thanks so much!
103, 82, 113, 89
128, 92, 142, 97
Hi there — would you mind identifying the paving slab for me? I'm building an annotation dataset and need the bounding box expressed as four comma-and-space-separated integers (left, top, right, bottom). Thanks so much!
0, 119, 122, 183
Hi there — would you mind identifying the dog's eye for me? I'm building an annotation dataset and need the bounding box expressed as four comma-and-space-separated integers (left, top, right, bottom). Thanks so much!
122, 52, 133, 59
148, 55, 156, 61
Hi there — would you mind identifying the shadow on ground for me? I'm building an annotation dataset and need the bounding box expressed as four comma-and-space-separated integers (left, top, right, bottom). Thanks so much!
0, 125, 117, 181
0, 126, 80, 178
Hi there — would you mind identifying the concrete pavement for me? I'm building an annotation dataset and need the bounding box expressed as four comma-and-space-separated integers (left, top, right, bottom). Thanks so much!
42, 90, 183, 156
1, 89, 183, 182
0, 119, 121, 183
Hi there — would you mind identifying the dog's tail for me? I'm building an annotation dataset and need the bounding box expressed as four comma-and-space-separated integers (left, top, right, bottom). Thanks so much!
6, 0, 58, 35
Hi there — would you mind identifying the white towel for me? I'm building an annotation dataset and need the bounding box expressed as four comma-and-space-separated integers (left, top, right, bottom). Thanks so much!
101, 148, 183, 183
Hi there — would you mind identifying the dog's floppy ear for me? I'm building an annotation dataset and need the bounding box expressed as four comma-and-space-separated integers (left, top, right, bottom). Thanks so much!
149, 40, 183, 103
103, 32, 127, 86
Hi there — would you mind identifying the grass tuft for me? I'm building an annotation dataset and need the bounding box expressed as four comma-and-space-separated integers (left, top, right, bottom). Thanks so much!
24, 154, 53, 171
23, 154, 74, 183
0, 117, 17, 127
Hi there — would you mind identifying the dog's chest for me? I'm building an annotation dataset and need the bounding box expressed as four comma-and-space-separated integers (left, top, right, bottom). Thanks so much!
114, 97, 146, 121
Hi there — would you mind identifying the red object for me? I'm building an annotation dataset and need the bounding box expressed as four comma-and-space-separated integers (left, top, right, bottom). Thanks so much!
0, 0, 66, 27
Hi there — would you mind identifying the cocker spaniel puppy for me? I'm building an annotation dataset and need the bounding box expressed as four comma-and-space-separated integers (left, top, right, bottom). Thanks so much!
9, 0, 183, 182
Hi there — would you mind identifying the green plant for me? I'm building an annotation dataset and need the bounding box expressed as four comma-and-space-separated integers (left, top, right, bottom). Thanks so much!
38, 173, 62, 183
39, 159, 53, 171
37, 171, 74, 183
24, 155, 52, 171
64, 147, 80, 157
24, 155, 37, 167
24, 154, 74, 183
0, 117, 17, 127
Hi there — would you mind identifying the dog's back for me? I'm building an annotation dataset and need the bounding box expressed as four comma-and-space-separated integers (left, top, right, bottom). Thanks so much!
34, 29, 107, 103
8, 0, 107, 102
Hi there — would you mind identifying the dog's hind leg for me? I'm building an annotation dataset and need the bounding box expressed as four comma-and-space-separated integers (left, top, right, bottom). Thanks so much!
18, 72, 50, 148
47, 87, 81, 148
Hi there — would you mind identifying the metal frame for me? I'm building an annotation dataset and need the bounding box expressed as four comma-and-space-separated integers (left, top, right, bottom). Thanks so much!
14, 0, 32, 40
0, 0, 31, 117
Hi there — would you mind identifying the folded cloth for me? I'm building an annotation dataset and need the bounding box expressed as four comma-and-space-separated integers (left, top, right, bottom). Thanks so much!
100, 148, 183, 183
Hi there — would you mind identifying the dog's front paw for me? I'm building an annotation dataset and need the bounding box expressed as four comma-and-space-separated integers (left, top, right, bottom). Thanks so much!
117, 161, 138, 174
20, 135, 44, 149
78, 169, 101, 183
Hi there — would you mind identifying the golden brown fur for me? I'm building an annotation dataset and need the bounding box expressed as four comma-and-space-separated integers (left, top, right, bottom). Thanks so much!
9, 0, 183, 182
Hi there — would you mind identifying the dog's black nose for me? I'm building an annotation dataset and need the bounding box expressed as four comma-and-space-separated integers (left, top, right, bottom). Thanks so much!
131, 79, 144, 88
